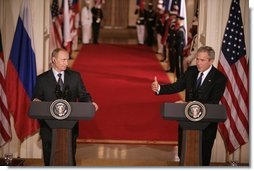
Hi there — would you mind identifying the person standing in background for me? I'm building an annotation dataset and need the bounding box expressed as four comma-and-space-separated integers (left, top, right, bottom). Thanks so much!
165, 7, 178, 72
81, 0, 93, 44
91, 1, 103, 44
155, 7, 164, 54
145, 2, 156, 46
174, 15, 186, 79
135, 2, 146, 45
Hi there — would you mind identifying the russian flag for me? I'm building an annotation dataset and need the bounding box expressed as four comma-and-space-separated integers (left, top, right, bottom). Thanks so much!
5, 0, 39, 142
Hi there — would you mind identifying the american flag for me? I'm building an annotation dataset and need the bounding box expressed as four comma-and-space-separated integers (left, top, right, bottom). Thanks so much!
63, 0, 76, 53
71, 0, 79, 12
0, 30, 12, 147
51, 0, 63, 49
218, 0, 249, 153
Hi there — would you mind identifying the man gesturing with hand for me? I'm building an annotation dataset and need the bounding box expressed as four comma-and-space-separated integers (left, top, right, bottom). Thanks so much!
151, 46, 227, 166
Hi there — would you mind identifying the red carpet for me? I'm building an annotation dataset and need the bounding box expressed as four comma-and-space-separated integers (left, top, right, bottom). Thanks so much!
72, 44, 181, 143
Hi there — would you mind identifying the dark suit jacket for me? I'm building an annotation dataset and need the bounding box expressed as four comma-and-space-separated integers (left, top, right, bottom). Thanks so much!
159, 65, 227, 104
33, 68, 93, 136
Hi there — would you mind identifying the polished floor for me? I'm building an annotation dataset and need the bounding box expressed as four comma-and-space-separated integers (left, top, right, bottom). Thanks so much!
76, 143, 179, 166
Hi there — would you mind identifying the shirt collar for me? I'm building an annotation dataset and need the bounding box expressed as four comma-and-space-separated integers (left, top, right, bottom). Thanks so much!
52, 68, 64, 81
198, 65, 213, 83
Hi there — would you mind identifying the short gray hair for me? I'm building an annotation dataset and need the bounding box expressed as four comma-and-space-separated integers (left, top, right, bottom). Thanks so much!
197, 46, 215, 60
51, 48, 67, 58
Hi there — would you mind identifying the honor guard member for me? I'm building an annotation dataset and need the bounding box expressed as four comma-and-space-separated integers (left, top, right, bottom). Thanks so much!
135, 5, 146, 45
91, 1, 103, 44
165, 8, 178, 72
155, 6, 165, 54
81, 0, 92, 44
145, 2, 156, 46
174, 14, 186, 79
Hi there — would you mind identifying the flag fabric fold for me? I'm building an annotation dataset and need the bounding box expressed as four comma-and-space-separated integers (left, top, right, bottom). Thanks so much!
218, 0, 249, 153
0, 30, 12, 147
5, 0, 39, 142
50, 0, 63, 50
63, 0, 75, 52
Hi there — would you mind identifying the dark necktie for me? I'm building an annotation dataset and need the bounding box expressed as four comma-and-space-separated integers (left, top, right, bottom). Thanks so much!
57, 73, 64, 91
196, 72, 203, 89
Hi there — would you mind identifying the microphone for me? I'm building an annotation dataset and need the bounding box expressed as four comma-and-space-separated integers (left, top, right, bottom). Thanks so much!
63, 85, 72, 101
55, 84, 63, 99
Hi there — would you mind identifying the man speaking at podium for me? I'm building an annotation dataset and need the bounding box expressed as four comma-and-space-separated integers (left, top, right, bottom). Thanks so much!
151, 46, 227, 166
33, 48, 98, 166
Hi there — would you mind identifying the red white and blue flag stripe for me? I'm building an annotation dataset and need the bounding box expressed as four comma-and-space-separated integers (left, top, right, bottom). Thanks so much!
218, 0, 249, 153
0, 30, 12, 146
6, 0, 39, 142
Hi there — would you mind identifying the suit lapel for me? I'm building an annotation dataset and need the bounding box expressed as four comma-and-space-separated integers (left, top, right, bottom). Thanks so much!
49, 69, 58, 85
192, 67, 199, 89
64, 70, 71, 87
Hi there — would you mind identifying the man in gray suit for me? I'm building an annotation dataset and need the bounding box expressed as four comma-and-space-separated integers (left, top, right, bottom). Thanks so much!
33, 48, 98, 166
151, 46, 227, 166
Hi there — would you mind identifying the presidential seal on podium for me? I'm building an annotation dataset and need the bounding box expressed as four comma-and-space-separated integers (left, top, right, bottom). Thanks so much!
185, 101, 206, 122
50, 99, 71, 120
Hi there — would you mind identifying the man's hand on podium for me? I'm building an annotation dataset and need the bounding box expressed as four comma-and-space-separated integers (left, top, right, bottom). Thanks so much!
33, 98, 41, 101
175, 100, 186, 103
92, 102, 99, 111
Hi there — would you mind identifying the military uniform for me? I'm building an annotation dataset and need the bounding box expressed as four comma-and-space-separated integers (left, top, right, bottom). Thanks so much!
174, 24, 186, 79
166, 18, 176, 72
81, 6, 92, 44
91, 6, 103, 44
135, 8, 146, 44
145, 4, 156, 46
155, 10, 164, 53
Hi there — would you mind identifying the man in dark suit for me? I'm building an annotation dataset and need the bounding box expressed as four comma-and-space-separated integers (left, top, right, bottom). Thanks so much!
33, 48, 98, 166
151, 46, 227, 166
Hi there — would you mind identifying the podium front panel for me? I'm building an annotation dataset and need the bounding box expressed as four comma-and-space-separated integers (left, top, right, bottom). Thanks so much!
28, 101, 95, 120
161, 103, 227, 122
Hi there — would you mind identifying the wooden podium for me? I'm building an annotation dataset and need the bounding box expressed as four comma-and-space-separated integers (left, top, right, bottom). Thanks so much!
28, 101, 95, 166
161, 102, 227, 166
